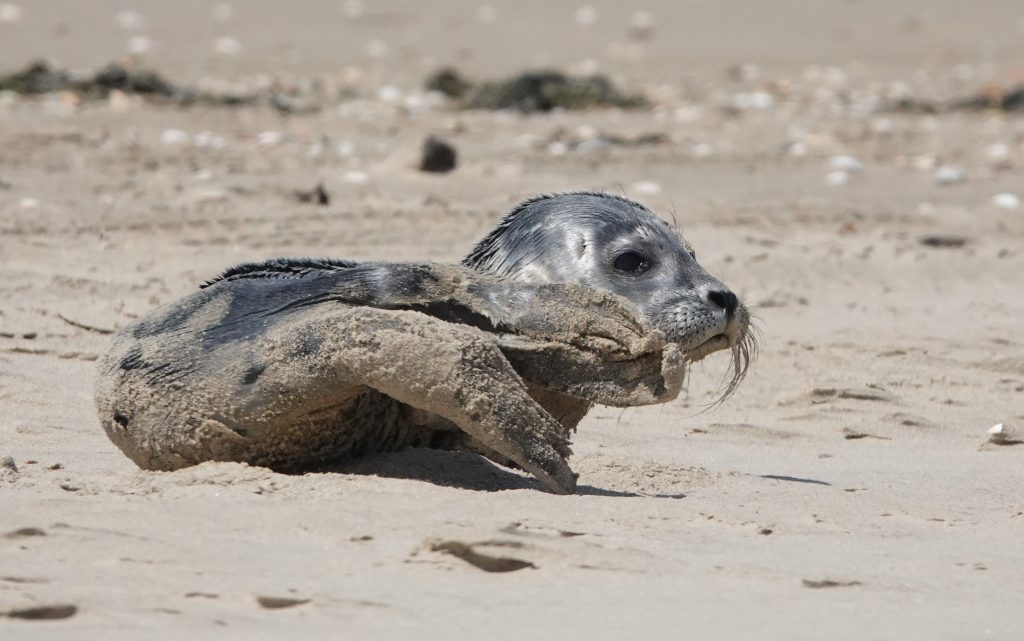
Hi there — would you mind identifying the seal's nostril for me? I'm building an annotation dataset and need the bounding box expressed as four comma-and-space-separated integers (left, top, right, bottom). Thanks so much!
707, 289, 738, 316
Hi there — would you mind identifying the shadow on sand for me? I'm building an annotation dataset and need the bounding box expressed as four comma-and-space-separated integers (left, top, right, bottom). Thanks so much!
317, 449, 684, 498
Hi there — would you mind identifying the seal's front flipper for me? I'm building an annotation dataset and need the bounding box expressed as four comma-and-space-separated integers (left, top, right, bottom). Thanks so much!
305, 307, 578, 494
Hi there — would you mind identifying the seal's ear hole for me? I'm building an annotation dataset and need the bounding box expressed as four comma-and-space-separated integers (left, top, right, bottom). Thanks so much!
612, 250, 651, 274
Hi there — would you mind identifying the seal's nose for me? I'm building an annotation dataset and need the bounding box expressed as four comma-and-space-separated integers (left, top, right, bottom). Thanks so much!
706, 289, 739, 317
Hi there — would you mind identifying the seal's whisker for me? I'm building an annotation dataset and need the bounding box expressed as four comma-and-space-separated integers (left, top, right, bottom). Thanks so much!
666, 196, 681, 236
696, 316, 758, 412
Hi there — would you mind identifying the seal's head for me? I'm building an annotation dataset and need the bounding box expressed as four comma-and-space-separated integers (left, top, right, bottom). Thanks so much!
464, 191, 755, 396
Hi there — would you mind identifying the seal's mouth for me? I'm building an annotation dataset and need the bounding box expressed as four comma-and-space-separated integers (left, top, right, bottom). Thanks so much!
683, 333, 733, 363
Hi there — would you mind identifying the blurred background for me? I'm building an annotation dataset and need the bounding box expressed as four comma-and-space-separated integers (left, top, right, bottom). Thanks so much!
4, 0, 1024, 82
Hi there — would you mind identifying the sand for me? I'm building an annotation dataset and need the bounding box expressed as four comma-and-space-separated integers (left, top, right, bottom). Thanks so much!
2, 1, 1023, 639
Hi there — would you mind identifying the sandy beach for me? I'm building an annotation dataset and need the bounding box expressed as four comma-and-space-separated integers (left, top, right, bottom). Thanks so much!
2, 1, 1023, 638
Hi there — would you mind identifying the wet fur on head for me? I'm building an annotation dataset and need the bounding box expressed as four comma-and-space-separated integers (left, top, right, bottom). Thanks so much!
464, 191, 658, 273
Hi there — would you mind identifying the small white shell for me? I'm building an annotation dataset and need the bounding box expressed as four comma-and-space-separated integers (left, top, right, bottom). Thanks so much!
257, 131, 283, 147
934, 166, 967, 185
991, 193, 1020, 210
127, 36, 152, 55
160, 129, 190, 146
987, 423, 1021, 445
342, 171, 369, 184
829, 155, 864, 173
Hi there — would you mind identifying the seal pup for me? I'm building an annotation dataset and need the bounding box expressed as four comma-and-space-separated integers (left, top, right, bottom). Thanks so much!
95, 192, 752, 494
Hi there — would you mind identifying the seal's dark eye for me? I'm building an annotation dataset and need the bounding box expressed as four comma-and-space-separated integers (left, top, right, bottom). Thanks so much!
612, 250, 650, 274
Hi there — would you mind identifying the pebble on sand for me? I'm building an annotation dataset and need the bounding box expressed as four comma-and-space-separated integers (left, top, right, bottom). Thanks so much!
377, 85, 401, 103
731, 91, 774, 110
419, 136, 458, 173
828, 155, 864, 173
991, 193, 1020, 210
295, 182, 330, 206
161, 129, 190, 146
987, 423, 1022, 445
127, 36, 153, 55
257, 130, 283, 147
342, 171, 369, 184
194, 131, 226, 149
336, 141, 355, 157
547, 141, 568, 156
933, 166, 967, 185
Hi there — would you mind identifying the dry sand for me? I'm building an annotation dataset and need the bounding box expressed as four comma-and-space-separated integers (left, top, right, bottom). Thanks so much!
2, 1, 1024, 639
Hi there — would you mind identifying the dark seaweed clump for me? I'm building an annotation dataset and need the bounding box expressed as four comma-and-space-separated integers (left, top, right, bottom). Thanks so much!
0, 60, 179, 99
424, 68, 474, 100
948, 86, 1024, 112
889, 85, 1024, 114
0, 60, 290, 109
425, 67, 647, 112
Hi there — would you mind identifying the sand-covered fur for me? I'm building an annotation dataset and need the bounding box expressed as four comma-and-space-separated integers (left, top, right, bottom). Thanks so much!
95, 262, 682, 494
